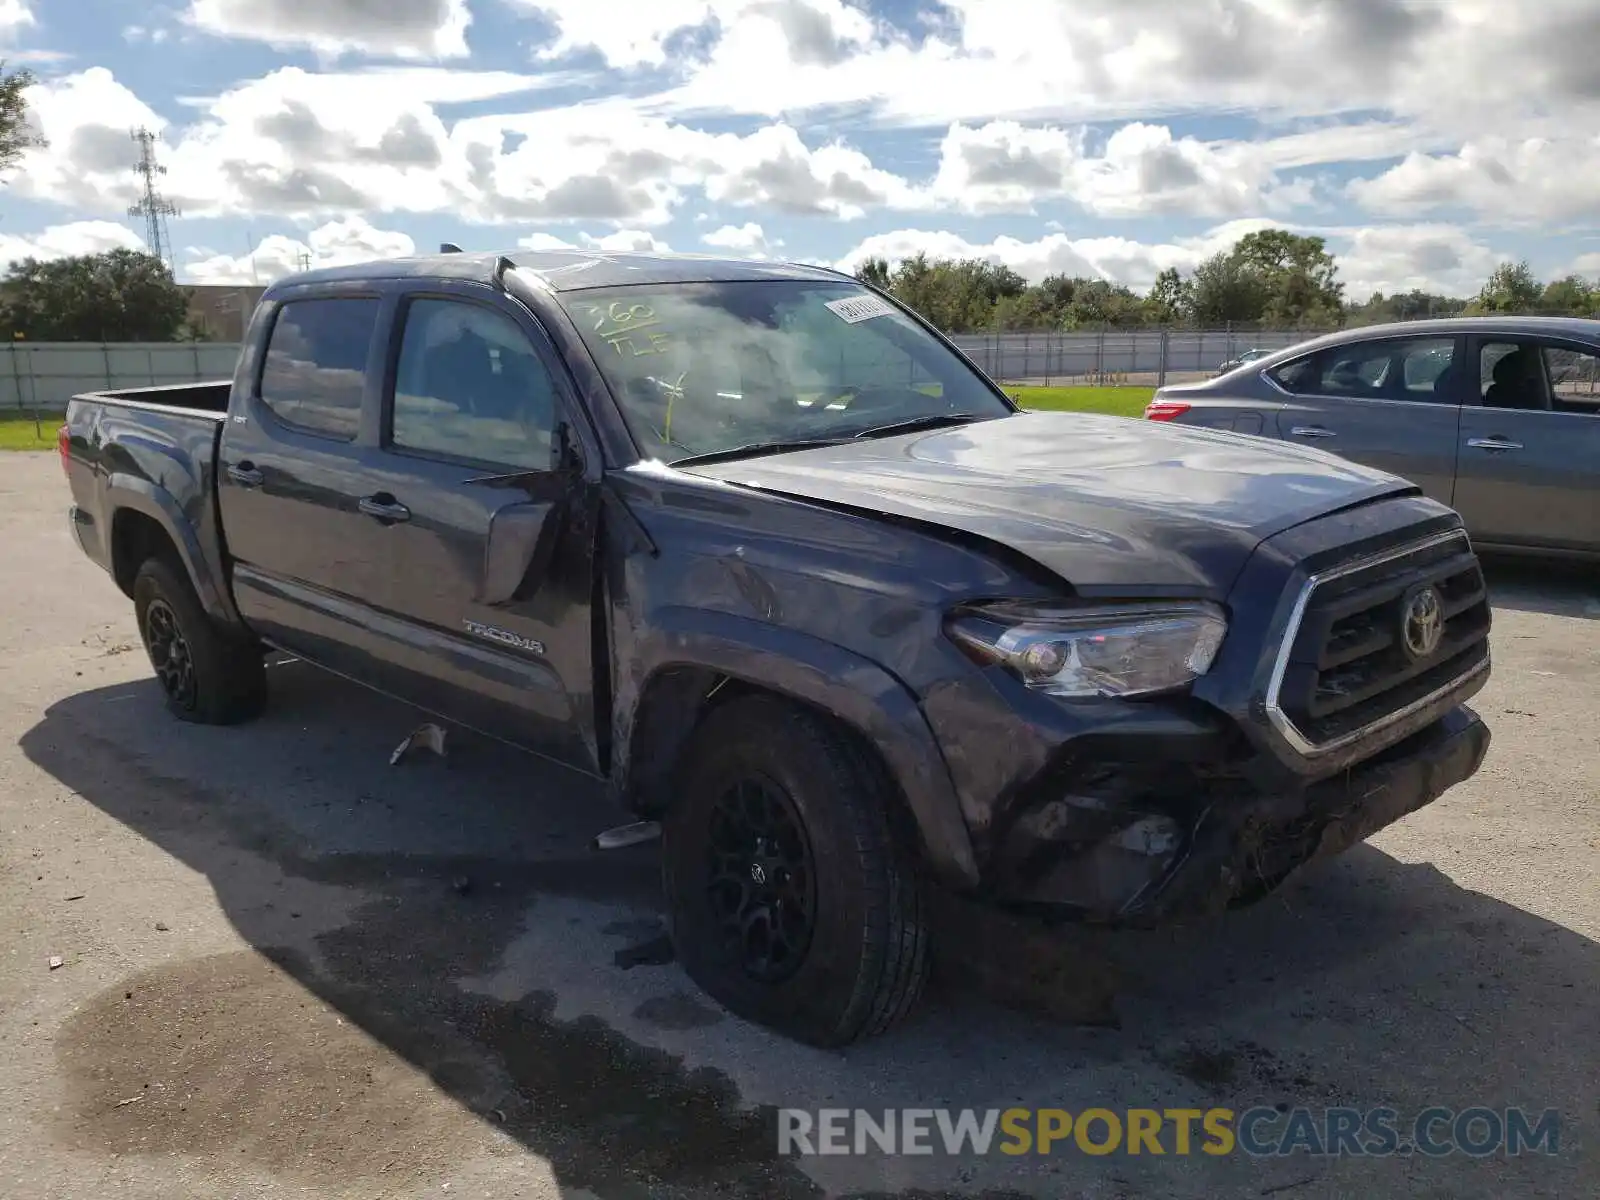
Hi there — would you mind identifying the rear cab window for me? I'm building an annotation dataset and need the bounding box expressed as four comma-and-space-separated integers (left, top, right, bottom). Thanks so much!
258, 297, 380, 439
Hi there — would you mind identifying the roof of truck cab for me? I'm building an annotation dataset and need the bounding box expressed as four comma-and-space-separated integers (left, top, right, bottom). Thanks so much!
267, 250, 853, 296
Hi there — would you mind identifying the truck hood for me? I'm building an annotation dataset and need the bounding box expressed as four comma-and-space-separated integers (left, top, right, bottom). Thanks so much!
679, 411, 1412, 594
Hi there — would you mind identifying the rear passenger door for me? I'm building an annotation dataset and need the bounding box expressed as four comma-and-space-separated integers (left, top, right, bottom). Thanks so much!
218, 289, 388, 680
357, 285, 600, 771
1453, 337, 1600, 553
1268, 335, 1465, 503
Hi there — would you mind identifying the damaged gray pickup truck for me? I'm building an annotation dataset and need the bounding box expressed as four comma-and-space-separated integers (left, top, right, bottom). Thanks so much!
61, 249, 1492, 1045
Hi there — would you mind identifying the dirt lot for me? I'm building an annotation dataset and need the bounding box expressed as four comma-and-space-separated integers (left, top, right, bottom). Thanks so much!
0, 451, 1595, 1199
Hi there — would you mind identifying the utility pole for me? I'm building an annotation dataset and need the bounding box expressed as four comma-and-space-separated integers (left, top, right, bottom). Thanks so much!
295, 250, 313, 274
128, 128, 180, 274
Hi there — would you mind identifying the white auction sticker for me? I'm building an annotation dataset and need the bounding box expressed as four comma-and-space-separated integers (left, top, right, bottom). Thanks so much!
825, 294, 896, 324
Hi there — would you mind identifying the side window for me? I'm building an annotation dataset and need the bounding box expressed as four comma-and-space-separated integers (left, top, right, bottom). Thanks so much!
390, 299, 559, 469
1268, 354, 1318, 393
1479, 341, 1551, 411
1288, 337, 1458, 402
1542, 345, 1600, 416
259, 298, 379, 439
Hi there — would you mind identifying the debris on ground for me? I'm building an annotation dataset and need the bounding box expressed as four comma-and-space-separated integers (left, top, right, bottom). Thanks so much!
592, 820, 661, 851
47, 955, 64, 970
390, 722, 448, 766
154, 922, 169, 932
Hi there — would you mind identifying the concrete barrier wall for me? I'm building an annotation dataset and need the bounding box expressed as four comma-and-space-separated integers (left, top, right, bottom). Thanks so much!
0, 343, 242, 412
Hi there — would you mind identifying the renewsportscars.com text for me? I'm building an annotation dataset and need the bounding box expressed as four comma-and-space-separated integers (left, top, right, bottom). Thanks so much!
777, 1107, 1561, 1159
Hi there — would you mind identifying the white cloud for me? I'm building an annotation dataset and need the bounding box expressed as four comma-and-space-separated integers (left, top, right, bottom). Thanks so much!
928, 120, 1313, 218
0, 0, 34, 38
187, 0, 471, 59
636, 0, 1600, 155
14, 67, 919, 228
1564, 252, 1600, 278
517, 229, 673, 253
1348, 136, 1600, 226
837, 221, 1276, 292
0, 220, 146, 268
1334, 224, 1507, 298
515, 0, 877, 70
701, 222, 782, 258
182, 216, 415, 283
7, 68, 166, 211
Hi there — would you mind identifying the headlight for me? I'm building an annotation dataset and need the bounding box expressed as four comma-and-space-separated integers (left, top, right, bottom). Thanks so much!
945, 600, 1228, 699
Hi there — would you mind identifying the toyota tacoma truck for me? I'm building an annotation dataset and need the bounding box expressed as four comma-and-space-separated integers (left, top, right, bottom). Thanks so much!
60, 249, 1492, 1046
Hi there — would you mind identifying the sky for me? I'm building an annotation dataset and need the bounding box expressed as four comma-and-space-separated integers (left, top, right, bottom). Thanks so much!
1, 0, 1598, 297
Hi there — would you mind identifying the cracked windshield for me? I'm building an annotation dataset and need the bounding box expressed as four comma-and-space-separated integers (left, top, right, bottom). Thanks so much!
565, 281, 1011, 462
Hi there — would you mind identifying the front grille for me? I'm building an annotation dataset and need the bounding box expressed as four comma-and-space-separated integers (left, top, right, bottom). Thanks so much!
1270, 531, 1490, 752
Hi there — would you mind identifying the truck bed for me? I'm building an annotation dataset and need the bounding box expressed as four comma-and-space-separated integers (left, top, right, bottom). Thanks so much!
79, 381, 233, 416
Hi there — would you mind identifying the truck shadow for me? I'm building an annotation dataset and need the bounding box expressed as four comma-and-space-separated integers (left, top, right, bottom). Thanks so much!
19, 663, 1599, 1199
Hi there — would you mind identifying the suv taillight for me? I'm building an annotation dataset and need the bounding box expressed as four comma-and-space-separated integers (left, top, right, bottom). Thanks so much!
1144, 399, 1191, 422
57, 424, 70, 472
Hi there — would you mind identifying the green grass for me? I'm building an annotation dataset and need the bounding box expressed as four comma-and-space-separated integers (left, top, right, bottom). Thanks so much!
0, 413, 60, 451
1009, 385, 1155, 418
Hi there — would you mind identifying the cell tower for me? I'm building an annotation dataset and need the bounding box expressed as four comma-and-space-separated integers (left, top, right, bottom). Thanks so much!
128, 128, 180, 273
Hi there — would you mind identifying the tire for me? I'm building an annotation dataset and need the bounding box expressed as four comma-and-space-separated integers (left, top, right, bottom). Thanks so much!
132, 557, 266, 725
662, 695, 930, 1046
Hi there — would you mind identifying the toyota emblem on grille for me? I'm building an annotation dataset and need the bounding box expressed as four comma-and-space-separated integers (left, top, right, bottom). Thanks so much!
1401, 585, 1444, 660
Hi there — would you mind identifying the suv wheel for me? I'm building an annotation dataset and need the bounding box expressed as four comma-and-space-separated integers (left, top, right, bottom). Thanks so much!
133, 557, 266, 725
663, 696, 930, 1046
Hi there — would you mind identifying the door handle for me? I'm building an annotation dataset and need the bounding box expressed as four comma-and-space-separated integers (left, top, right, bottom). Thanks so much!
1467, 437, 1523, 452
358, 494, 411, 523
1289, 425, 1337, 439
226, 462, 264, 487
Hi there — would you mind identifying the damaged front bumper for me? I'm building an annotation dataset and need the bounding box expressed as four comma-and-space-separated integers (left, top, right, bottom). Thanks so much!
990, 705, 1489, 925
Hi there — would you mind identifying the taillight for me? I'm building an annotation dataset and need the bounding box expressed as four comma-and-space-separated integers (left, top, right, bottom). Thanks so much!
57, 424, 70, 472
1144, 398, 1191, 422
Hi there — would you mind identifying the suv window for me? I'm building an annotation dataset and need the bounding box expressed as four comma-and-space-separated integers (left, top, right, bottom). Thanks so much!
259, 298, 379, 439
1272, 337, 1458, 402
390, 298, 558, 469
1543, 345, 1600, 416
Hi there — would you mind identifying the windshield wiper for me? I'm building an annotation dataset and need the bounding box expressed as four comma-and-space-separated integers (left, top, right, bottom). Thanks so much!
848, 413, 988, 439
667, 437, 853, 468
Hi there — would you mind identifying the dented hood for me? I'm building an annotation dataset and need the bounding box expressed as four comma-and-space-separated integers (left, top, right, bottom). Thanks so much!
679, 411, 1412, 594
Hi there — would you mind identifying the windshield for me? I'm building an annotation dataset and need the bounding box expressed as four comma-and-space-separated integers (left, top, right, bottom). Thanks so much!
561, 280, 1012, 463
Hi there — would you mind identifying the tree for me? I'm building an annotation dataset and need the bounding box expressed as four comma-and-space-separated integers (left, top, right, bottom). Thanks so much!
1230, 229, 1344, 327
1146, 267, 1189, 324
0, 62, 45, 175
854, 257, 891, 291
0, 250, 190, 341
1186, 251, 1269, 325
1539, 274, 1596, 317
1471, 260, 1542, 314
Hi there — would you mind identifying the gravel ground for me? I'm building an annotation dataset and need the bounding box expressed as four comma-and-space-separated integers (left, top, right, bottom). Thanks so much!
0, 451, 1595, 1199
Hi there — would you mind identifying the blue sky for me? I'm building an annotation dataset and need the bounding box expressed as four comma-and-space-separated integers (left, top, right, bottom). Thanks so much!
3, 0, 1598, 296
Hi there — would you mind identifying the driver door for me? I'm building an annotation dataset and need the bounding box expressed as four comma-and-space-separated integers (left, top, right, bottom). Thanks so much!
359, 286, 601, 771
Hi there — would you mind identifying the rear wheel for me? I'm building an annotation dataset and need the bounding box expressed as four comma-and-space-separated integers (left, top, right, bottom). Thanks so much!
132, 557, 266, 725
663, 696, 930, 1046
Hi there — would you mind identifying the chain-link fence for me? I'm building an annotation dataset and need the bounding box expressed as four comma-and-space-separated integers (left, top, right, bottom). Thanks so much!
948, 327, 1337, 387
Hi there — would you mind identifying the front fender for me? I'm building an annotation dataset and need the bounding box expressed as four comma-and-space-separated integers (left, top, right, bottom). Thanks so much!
106, 475, 235, 625
622, 606, 979, 889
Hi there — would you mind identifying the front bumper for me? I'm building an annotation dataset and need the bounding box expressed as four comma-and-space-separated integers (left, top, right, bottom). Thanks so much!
990, 705, 1489, 924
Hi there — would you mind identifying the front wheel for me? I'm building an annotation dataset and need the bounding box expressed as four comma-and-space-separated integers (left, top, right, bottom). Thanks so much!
132, 557, 266, 725
663, 696, 930, 1046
